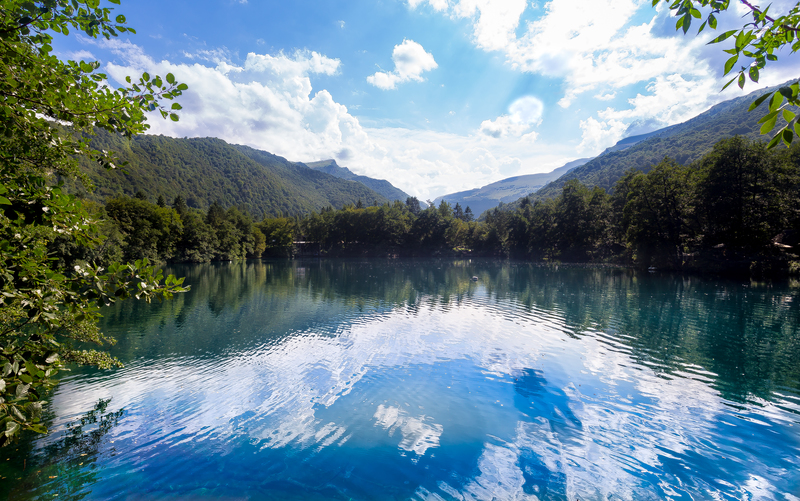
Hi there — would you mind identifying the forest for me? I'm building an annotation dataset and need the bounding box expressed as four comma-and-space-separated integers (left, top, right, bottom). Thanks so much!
68, 136, 800, 277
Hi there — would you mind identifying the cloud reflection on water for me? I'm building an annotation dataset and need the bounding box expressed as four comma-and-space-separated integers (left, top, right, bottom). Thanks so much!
40, 261, 800, 500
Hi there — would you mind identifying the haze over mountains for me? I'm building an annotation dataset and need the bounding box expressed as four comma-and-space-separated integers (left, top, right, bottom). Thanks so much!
69, 80, 796, 221
433, 158, 590, 216
306, 159, 413, 205
499, 81, 794, 213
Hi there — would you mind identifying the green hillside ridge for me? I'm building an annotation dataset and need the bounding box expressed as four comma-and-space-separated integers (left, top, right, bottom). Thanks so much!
69, 130, 388, 218
306, 159, 412, 203
501, 80, 798, 213
434, 157, 591, 216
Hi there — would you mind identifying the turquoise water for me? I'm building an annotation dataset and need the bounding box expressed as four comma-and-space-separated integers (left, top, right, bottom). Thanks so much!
3, 259, 800, 500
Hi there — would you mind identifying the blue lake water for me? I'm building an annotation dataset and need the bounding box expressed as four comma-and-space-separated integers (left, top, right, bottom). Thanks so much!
2, 259, 800, 500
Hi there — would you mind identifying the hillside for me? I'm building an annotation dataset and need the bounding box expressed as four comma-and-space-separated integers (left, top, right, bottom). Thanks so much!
69, 131, 388, 218
504, 81, 797, 211
306, 159, 412, 203
434, 157, 590, 215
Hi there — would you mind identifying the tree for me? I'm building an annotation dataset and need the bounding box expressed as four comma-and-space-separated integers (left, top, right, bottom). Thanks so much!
452, 202, 463, 220
463, 206, 474, 222
405, 196, 421, 216
656, 0, 800, 147
1, 0, 188, 446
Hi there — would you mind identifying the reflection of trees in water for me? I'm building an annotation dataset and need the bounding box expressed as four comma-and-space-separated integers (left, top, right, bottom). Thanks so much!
496, 265, 800, 405
98, 259, 799, 405
0, 399, 124, 501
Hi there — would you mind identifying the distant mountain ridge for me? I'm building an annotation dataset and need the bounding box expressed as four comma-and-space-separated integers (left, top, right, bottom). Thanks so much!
433, 157, 591, 216
306, 159, 412, 203
502, 80, 798, 212
70, 131, 389, 218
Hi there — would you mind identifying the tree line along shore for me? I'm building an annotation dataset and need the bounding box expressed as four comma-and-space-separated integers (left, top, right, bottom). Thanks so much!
57, 136, 800, 278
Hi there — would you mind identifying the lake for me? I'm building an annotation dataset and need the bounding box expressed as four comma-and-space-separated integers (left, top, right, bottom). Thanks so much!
2, 259, 800, 500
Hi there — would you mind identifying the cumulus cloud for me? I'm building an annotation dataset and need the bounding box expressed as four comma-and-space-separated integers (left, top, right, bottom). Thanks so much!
578, 116, 627, 153
594, 91, 617, 101
367, 39, 438, 90
89, 39, 574, 201
408, 0, 786, 153
480, 95, 544, 138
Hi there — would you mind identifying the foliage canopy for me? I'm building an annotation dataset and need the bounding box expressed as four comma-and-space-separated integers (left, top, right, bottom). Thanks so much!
0, 0, 188, 446
656, 0, 800, 147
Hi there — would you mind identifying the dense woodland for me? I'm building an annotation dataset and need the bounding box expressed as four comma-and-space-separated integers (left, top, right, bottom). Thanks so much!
510, 85, 794, 209
65, 136, 800, 277
66, 130, 391, 218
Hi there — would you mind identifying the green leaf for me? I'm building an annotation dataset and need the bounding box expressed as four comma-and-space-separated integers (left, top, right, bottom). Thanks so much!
782, 128, 794, 147
748, 66, 759, 83
10, 405, 25, 422
779, 87, 794, 99
27, 423, 47, 434
760, 114, 778, 134
177, 83, 188, 91
5, 421, 19, 438
0, 196, 10, 205
783, 109, 796, 122
721, 76, 737, 91
708, 13, 717, 29
16, 383, 30, 398
769, 92, 785, 112
708, 30, 737, 45
738, 73, 745, 89
766, 133, 781, 149
723, 55, 738, 75
169, 113, 180, 122
166, 73, 175, 85
749, 92, 772, 111
758, 110, 779, 124
142, 72, 150, 82
171, 103, 182, 110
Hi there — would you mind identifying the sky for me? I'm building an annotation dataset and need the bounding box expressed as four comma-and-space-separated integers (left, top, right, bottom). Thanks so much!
53, 0, 800, 201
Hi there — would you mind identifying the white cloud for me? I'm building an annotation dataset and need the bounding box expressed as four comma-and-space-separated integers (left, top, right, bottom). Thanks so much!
594, 91, 617, 101
480, 95, 543, 138
367, 39, 438, 90
65, 49, 95, 61
90, 39, 574, 201
578, 116, 627, 153
408, 0, 783, 153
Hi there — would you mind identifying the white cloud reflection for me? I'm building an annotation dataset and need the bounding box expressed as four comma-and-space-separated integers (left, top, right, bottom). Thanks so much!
48, 287, 797, 499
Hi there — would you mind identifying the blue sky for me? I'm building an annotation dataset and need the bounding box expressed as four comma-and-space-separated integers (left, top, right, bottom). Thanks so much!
53, 0, 800, 200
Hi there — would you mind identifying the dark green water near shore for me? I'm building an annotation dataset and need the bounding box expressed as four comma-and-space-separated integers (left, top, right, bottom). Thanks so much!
2, 259, 799, 500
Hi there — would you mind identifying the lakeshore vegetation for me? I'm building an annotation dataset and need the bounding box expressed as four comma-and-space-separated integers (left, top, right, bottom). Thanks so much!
74, 136, 800, 277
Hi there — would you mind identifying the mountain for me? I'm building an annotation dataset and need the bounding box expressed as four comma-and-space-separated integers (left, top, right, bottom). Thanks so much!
306, 159, 412, 203
504, 81, 796, 211
433, 157, 591, 216
69, 131, 388, 218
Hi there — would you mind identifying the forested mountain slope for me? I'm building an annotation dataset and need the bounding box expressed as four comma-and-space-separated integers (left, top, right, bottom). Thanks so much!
504, 81, 797, 211
306, 159, 412, 203
70, 131, 388, 218
434, 157, 590, 216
